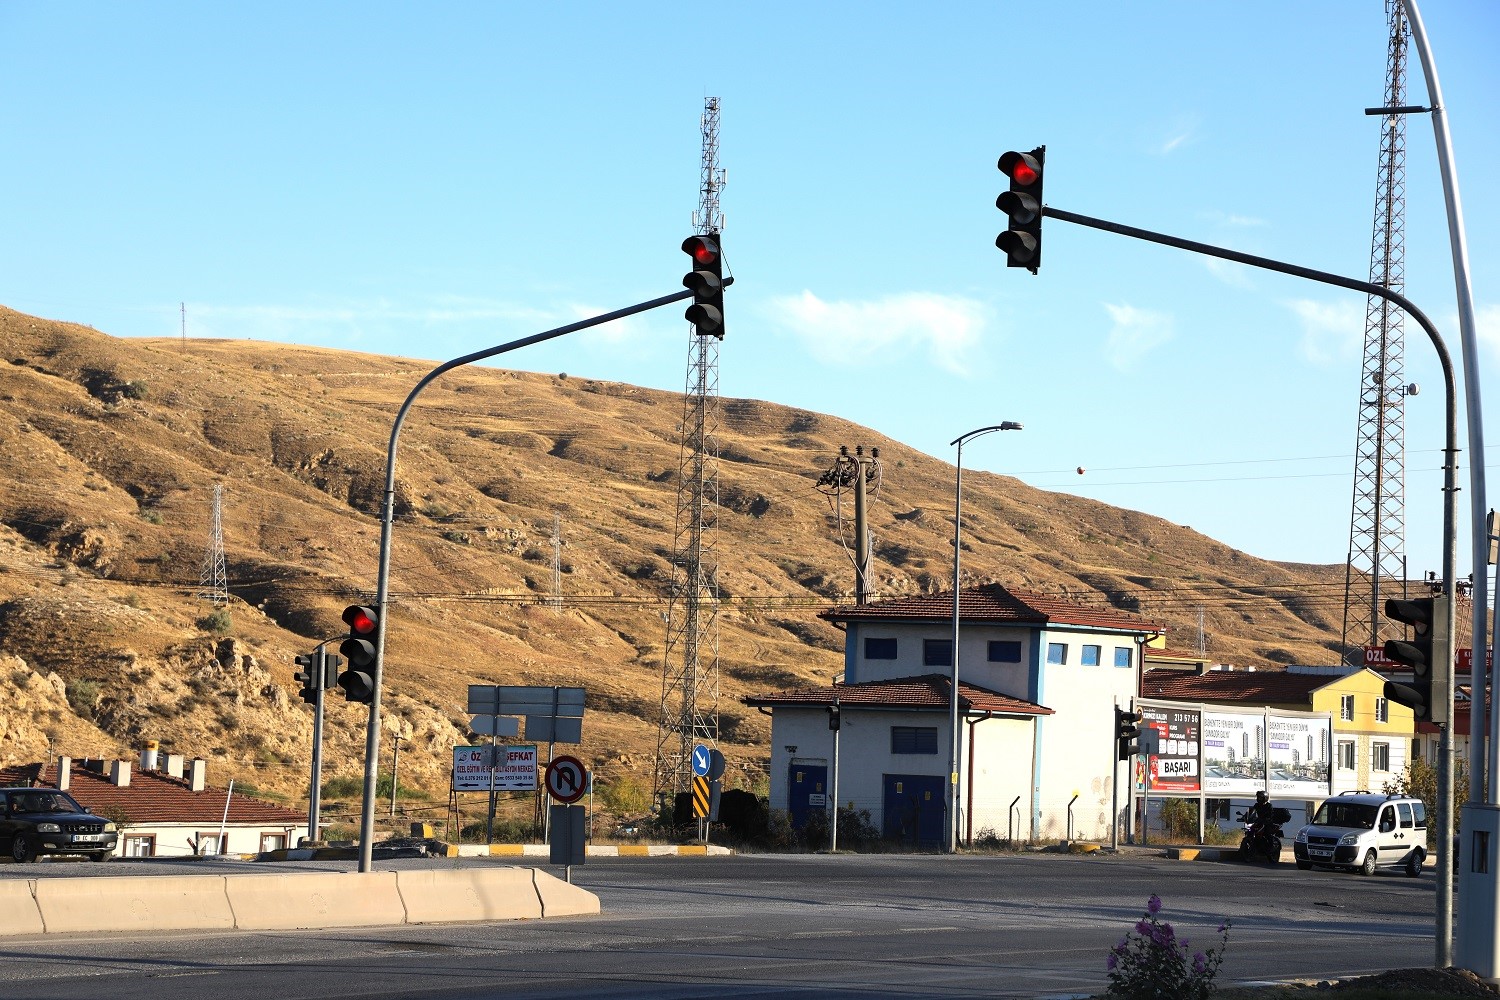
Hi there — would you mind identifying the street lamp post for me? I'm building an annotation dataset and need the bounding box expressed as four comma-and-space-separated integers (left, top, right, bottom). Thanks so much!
948, 422, 1023, 853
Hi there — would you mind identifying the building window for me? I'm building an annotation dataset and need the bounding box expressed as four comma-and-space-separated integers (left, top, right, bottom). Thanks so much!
1114, 647, 1133, 668
987, 640, 1022, 663
1411, 738, 1422, 762
1046, 642, 1067, 665
923, 639, 953, 667
194, 832, 223, 856
864, 637, 898, 660
1375, 698, 1389, 723
1340, 695, 1355, 722
1337, 740, 1356, 770
260, 832, 288, 852
122, 835, 155, 858
1081, 644, 1102, 666
1372, 742, 1391, 772
891, 726, 938, 754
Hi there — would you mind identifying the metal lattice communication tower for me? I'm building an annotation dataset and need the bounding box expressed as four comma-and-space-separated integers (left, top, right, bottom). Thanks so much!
1342, 0, 1413, 666
654, 97, 726, 805
198, 483, 229, 606
550, 513, 563, 612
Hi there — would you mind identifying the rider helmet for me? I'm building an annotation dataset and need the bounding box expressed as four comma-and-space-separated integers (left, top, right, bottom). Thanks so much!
1255, 791, 1268, 803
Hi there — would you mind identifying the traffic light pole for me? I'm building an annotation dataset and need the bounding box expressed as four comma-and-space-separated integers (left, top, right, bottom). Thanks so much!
1043, 204, 1459, 966
357, 281, 730, 873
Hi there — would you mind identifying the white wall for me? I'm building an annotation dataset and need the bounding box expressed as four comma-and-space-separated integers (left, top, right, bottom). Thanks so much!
114, 821, 302, 858
966, 718, 1037, 841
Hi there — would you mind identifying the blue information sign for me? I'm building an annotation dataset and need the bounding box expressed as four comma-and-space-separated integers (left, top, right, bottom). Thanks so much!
691, 743, 711, 777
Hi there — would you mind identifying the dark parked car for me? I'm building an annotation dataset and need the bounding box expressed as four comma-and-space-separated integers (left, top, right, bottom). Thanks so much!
0, 787, 118, 862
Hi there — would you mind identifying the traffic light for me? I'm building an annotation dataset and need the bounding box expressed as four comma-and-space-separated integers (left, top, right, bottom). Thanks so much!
1115, 706, 1144, 761
827, 703, 841, 731
1382, 594, 1449, 723
338, 604, 379, 704
293, 653, 319, 705
681, 234, 725, 338
997, 146, 1045, 273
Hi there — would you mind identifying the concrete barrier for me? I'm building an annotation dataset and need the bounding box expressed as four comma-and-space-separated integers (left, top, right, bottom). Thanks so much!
224, 871, 405, 930
532, 868, 602, 917
396, 867, 545, 924
33, 874, 235, 934
0, 881, 44, 935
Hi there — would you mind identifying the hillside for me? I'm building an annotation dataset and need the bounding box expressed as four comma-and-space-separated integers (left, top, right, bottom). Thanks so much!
0, 306, 1350, 826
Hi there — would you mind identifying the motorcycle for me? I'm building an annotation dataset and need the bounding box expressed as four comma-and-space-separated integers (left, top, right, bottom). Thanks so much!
1237, 807, 1291, 863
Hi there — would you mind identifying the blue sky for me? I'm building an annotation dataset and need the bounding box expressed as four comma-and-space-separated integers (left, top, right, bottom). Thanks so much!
2, 2, 1496, 575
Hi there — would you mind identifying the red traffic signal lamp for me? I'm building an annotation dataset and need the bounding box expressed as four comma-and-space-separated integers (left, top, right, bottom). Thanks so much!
1382, 595, 1449, 723
997, 146, 1045, 273
338, 605, 379, 704
682, 235, 725, 338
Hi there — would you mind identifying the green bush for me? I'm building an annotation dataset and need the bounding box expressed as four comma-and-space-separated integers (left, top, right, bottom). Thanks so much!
65, 678, 101, 717
197, 607, 233, 635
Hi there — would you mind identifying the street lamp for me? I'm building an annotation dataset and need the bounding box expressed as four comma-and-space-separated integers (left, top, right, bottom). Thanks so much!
948, 421, 1023, 853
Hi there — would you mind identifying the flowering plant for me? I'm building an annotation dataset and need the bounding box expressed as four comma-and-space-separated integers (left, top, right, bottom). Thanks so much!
1104, 895, 1231, 1000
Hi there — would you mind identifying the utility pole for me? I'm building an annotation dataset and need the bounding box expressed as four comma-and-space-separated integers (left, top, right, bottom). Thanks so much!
817, 446, 881, 604
197, 484, 228, 606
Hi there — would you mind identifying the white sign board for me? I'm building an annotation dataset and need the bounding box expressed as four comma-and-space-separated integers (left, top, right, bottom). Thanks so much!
450, 744, 539, 792
471, 715, 521, 737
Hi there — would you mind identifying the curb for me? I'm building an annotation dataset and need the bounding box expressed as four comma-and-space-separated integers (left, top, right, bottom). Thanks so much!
452, 843, 731, 858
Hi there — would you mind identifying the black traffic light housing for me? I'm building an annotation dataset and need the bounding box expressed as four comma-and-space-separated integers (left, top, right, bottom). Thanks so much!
1382, 594, 1450, 723
997, 146, 1045, 273
338, 605, 379, 704
682, 234, 725, 338
1115, 706, 1144, 761
293, 653, 319, 705
827, 703, 841, 731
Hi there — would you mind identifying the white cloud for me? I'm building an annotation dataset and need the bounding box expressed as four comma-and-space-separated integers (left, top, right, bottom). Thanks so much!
764, 290, 987, 375
1288, 298, 1363, 365
1104, 303, 1173, 371
1204, 257, 1256, 289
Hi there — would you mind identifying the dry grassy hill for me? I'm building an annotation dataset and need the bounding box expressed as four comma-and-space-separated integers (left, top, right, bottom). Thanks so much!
0, 305, 1350, 830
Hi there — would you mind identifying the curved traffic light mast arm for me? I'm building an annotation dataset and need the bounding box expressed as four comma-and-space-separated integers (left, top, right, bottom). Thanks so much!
355, 279, 732, 872
1042, 202, 1459, 957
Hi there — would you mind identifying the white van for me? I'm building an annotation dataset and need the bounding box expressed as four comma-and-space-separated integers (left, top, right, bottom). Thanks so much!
1292, 791, 1427, 876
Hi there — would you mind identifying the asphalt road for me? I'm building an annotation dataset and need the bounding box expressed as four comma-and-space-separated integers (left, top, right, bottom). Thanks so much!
0, 851, 1438, 999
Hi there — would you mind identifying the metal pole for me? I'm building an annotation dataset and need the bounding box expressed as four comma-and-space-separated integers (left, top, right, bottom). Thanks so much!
1111, 701, 1120, 852
390, 735, 403, 822
1044, 204, 1458, 966
357, 284, 711, 872
947, 422, 1023, 854
830, 697, 841, 853
307, 643, 328, 846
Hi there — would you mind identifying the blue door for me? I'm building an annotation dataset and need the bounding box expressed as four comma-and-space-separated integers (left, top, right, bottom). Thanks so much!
882, 774, 946, 848
788, 764, 828, 830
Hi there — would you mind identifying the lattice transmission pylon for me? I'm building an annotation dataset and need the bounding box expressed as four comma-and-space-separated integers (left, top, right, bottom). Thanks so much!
1342, 0, 1413, 666
654, 97, 725, 808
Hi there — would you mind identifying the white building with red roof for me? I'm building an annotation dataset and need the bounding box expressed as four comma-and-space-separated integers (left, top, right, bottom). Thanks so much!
0, 751, 308, 858
745, 583, 1164, 846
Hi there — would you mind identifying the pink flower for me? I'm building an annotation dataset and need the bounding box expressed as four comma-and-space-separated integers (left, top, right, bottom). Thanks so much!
1107, 952, 1119, 971
1147, 895, 1162, 914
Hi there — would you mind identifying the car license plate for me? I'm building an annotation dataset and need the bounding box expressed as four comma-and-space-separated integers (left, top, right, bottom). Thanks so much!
73, 834, 101, 842
1309, 848, 1332, 857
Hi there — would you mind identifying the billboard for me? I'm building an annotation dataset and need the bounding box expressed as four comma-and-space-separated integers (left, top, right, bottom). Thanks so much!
1141, 704, 1200, 793
1142, 700, 1331, 799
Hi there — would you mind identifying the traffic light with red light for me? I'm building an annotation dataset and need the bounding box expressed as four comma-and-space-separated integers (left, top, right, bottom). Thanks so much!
338, 605, 379, 704
1382, 595, 1449, 723
997, 146, 1045, 273
1115, 706, 1144, 761
682, 234, 725, 338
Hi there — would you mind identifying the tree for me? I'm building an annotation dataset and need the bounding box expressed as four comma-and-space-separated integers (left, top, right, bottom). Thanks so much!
1383, 755, 1466, 847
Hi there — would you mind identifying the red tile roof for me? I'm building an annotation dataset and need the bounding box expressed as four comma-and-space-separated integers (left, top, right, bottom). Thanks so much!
1139, 668, 1339, 706
819, 583, 1165, 634
0, 761, 306, 826
743, 674, 1053, 717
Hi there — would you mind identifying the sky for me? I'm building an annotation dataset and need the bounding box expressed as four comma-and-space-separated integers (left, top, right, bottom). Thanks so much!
2, 2, 1497, 579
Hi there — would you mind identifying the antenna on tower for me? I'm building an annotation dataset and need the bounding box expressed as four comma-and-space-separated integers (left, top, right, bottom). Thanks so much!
198, 483, 229, 606
655, 97, 726, 808
1342, 0, 1412, 665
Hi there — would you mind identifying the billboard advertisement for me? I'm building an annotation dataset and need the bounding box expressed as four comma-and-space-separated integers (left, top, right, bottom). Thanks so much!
1142, 704, 1200, 793
1201, 709, 1264, 796
1267, 714, 1330, 795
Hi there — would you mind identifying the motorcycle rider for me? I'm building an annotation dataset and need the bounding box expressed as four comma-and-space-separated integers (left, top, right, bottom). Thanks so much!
1246, 790, 1276, 827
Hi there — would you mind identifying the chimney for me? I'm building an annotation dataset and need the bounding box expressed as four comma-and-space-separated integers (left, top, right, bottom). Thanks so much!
140, 739, 159, 772
189, 758, 207, 792
109, 760, 131, 787
57, 756, 72, 791
165, 754, 185, 779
